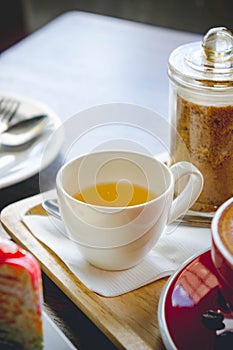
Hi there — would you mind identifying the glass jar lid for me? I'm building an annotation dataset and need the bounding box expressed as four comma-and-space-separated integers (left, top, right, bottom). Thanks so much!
169, 27, 233, 89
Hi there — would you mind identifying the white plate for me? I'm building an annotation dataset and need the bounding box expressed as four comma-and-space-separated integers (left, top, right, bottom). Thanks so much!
43, 312, 77, 350
0, 92, 61, 189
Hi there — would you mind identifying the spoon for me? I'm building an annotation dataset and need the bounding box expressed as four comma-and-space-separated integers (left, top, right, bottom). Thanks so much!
0, 114, 49, 147
42, 199, 61, 220
42, 199, 213, 228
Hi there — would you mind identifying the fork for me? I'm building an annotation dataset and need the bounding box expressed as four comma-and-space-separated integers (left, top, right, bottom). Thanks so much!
0, 98, 20, 133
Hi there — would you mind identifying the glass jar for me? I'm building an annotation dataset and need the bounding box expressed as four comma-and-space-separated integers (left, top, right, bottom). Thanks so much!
168, 27, 233, 213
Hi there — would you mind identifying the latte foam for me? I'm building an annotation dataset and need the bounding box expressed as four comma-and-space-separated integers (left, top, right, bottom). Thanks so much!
218, 201, 233, 256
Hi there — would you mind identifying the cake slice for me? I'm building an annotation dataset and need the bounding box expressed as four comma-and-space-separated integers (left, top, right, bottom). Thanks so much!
0, 238, 43, 349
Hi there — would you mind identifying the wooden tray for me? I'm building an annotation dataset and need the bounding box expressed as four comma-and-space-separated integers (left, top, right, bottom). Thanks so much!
1, 193, 167, 350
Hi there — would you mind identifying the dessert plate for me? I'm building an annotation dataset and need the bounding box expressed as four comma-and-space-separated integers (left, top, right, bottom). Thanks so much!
0, 92, 61, 189
43, 312, 77, 349
158, 250, 233, 350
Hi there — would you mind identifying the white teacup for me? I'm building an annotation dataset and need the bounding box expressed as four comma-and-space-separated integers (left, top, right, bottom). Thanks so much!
56, 151, 203, 270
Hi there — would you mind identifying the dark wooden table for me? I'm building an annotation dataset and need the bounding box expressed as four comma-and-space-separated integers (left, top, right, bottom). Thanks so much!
0, 11, 200, 349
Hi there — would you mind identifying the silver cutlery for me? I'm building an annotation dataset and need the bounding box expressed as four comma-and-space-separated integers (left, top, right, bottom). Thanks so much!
0, 114, 49, 147
0, 98, 20, 133
42, 199, 61, 220
175, 212, 213, 228
42, 199, 213, 228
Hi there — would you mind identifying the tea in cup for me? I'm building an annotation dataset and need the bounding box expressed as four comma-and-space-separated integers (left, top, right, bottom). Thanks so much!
211, 197, 233, 303
56, 151, 203, 270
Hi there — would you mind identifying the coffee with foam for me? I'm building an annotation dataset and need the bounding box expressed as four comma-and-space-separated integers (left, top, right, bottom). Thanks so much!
218, 201, 233, 256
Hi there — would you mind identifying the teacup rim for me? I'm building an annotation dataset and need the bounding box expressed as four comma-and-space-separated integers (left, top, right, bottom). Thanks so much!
56, 150, 174, 210
211, 197, 233, 265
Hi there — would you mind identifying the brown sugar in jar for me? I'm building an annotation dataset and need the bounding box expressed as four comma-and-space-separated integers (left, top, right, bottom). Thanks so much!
168, 27, 233, 212
172, 96, 233, 212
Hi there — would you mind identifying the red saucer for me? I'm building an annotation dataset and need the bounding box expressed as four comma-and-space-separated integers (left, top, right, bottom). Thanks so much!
158, 250, 233, 349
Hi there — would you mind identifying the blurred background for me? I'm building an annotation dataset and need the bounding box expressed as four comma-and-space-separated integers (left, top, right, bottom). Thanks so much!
1, 0, 233, 52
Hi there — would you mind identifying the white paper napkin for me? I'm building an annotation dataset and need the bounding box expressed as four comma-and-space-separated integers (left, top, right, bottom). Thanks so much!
22, 215, 211, 297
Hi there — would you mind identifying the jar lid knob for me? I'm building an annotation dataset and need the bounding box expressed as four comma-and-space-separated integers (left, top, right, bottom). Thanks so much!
202, 27, 233, 62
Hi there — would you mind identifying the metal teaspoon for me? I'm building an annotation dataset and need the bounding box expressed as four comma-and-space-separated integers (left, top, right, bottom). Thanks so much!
42, 199, 212, 228
0, 114, 49, 147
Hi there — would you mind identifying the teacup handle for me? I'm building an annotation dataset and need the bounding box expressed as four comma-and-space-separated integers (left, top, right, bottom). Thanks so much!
167, 161, 203, 225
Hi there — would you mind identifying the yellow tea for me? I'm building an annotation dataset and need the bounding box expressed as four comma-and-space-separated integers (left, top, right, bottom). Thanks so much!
73, 182, 156, 207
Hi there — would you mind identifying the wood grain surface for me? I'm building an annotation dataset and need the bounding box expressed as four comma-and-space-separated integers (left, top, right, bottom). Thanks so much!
1, 193, 167, 350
